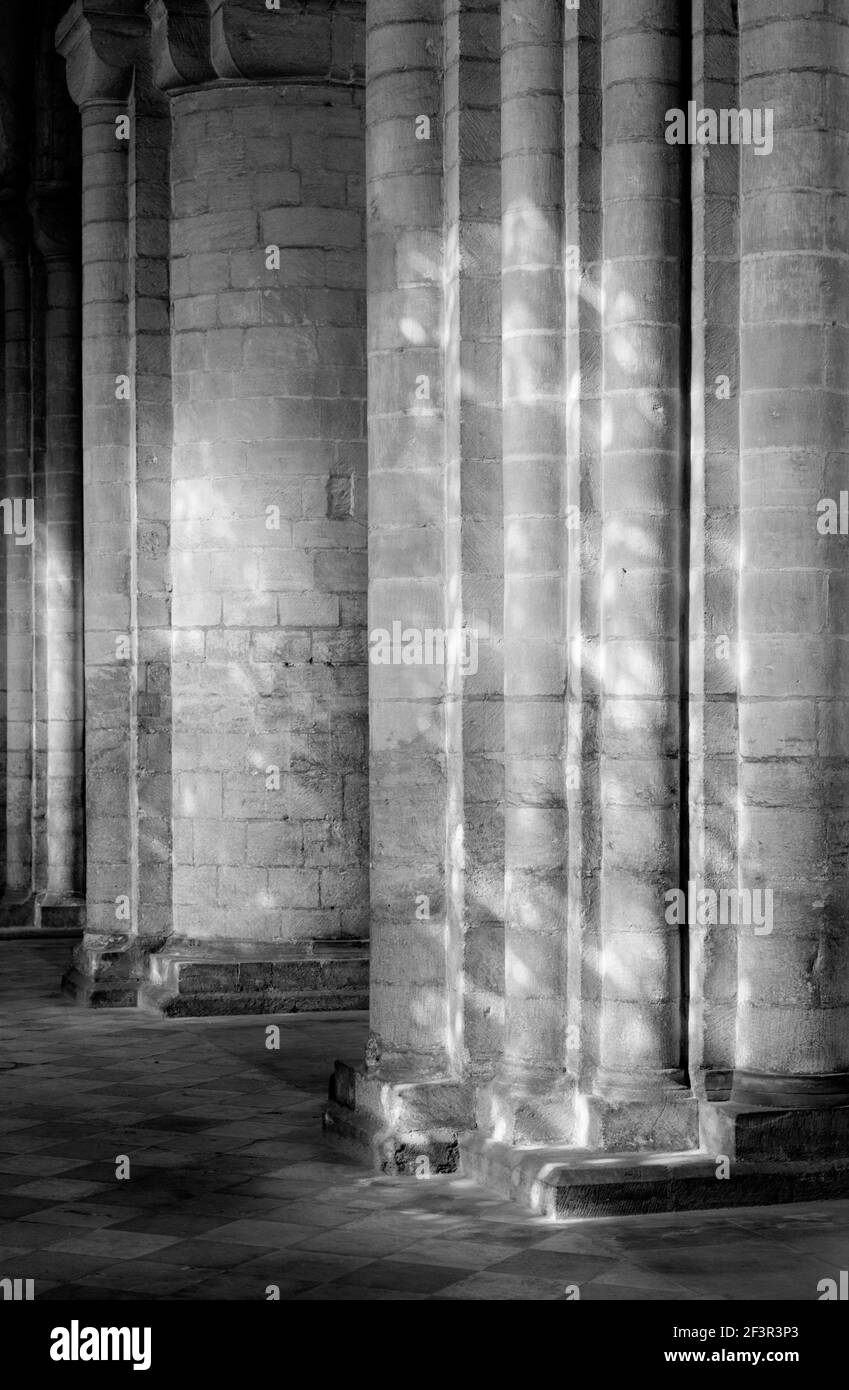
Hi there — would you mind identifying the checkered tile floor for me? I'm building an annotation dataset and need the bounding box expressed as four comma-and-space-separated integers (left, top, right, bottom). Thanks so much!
0, 940, 846, 1300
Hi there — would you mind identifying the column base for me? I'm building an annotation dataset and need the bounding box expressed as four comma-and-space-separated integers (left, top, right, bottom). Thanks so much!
0, 893, 85, 937
577, 1070, 700, 1151
701, 1098, 849, 1161
0, 894, 35, 929
474, 1072, 577, 1146
138, 937, 369, 1016
732, 1070, 849, 1108
323, 1060, 474, 1175
321, 1064, 849, 1214
36, 893, 85, 932
62, 931, 150, 1007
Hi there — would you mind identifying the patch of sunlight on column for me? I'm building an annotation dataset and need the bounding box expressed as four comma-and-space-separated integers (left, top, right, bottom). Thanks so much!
597, 944, 635, 994
502, 197, 552, 267
611, 289, 636, 321
403, 248, 440, 283
603, 643, 660, 702
612, 335, 639, 373
600, 399, 614, 449
601, 566, 620, 603
448, 821, 464, 880
566, 367, 582, 431
400, 317, 428, 345
443, 222, 459, 286
408, 984, 442, 1030
574, 1094, 591, 1146
578, 274, 603, 317
606, 514, 655, 564
505, 947, 532, 990
505, 519, 529, 563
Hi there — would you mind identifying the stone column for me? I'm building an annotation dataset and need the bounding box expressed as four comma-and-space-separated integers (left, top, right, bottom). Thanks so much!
30, 192, 85, 926
442, 0, 503, 1082
687, 0, 740, 1102
588, 0, 697, 1150
57, 1, 147, 1002
141, 0, 369, 1014
361, 0, 449, 1077
563, 0, 602, 1118
127, 65, 174, 948
327, 0, 485, 1171
483, 0, 572, 1144
0, 208, 34, 922
720, 3, 849, 1137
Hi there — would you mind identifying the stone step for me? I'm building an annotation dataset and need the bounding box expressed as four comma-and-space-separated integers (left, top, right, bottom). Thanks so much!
141, 984, 369, 1018
139, 940, 370, 1016
462, 1136, 849, 1219
62, 965, 139, 1009
0, 926, 83, 941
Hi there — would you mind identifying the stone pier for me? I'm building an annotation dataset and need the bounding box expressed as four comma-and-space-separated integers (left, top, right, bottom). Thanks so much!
326, 0, 849, 1215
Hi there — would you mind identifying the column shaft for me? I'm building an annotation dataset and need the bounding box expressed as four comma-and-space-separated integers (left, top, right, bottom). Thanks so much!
687, 0, 740, 1099
597, 0, 686, 1096
40, 249, 84, 905
501, 0, 567, 1083
1, 247, 33, 908
367, 0, 450, 1073
79, 100, 136, 939
736, 4, 849, 1102
443, 0, 503, 1079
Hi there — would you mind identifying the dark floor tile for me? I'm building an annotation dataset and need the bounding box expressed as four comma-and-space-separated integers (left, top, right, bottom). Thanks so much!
334, 1259, 468, 1294
154, 1238, 272, 1269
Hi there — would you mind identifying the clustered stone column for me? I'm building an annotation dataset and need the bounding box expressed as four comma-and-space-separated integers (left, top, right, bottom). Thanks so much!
58, 2, 147, 998
330, 0, 849, 1212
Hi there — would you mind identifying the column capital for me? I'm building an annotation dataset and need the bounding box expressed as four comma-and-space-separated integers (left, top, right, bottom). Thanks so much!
147, 0, 216, 92
148, 0, 364, 92
208, 0, 363, 85
56, 1, 150, 108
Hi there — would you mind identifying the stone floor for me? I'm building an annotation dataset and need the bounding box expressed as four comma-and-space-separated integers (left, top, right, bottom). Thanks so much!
0, 939, 846, 1301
